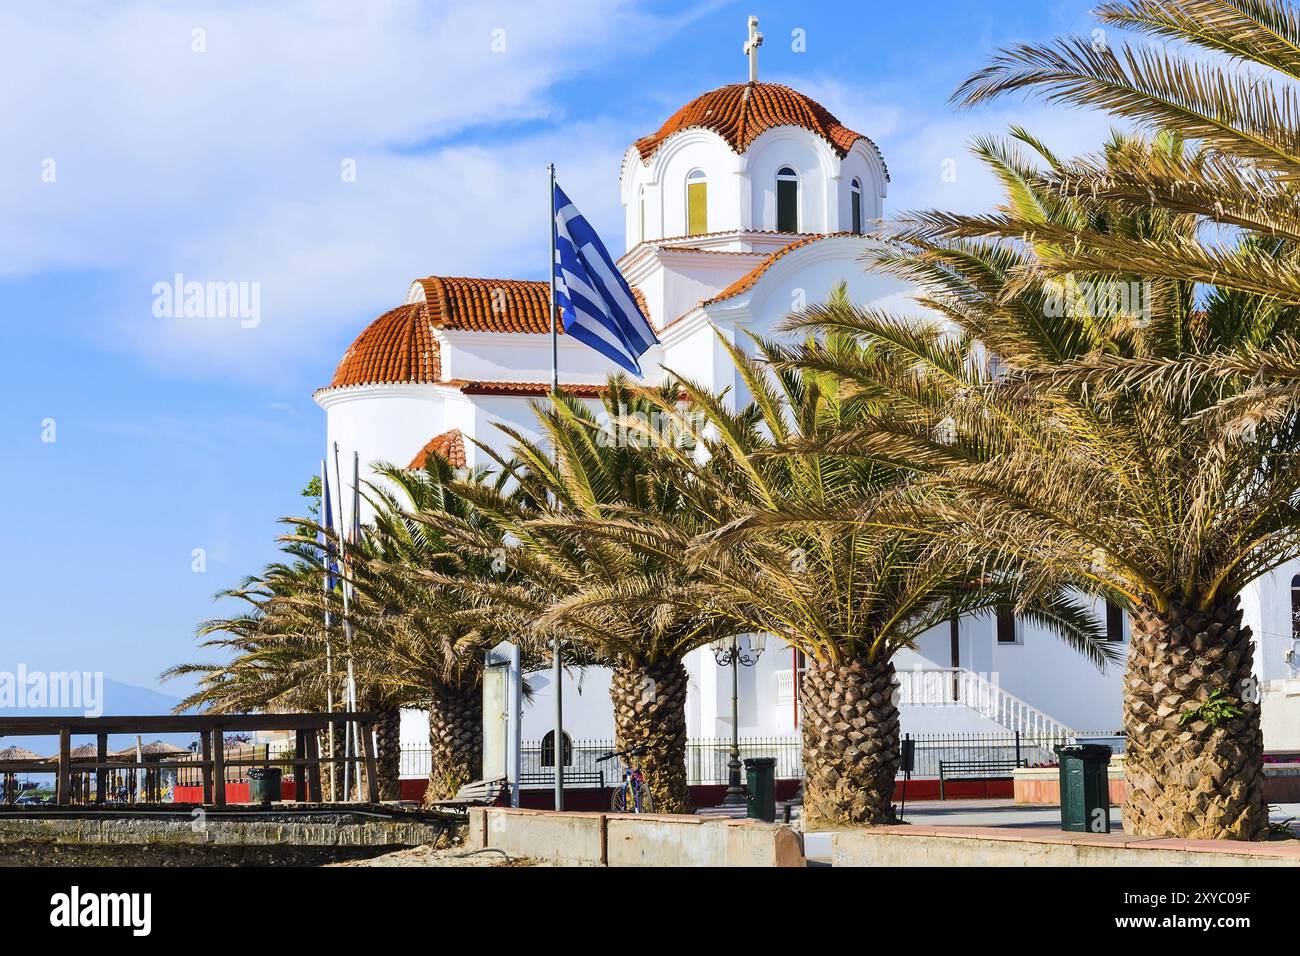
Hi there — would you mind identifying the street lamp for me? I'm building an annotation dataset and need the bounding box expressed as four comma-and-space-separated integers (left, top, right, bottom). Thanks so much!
711, 633, 766, 806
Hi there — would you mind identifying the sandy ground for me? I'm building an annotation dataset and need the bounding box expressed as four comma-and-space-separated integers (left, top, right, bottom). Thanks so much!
326, 843, 582, 866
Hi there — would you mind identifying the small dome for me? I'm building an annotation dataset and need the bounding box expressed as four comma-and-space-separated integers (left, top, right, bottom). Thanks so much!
633, 82, 884, 175
328, 303, 440, 389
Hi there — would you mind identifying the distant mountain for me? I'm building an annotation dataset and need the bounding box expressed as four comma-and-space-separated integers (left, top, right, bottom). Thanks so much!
0, 678, 193, 756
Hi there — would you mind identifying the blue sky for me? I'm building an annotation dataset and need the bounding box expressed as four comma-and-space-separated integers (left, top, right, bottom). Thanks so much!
0, 0, 1116, 697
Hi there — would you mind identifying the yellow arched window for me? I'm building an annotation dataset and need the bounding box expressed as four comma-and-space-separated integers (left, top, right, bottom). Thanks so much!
686, 169, 708, 235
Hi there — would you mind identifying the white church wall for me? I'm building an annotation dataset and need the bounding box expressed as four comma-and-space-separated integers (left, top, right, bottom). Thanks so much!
438, 331, 616, 388
836, 140, 887, 226
658, 254, 758, 329
745, 128, 834, 234
645, 130, 746, 239
1241, 558, 1300, 684
319, 383, 449, 524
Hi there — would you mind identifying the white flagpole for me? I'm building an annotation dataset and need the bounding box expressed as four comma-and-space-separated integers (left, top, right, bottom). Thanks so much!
321, 459, 336, 802
548, 163, 565, 811
332, 441, 357, 802
349, 450, 362, 797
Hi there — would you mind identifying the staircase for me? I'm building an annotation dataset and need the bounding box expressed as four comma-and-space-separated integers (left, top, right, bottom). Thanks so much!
895, 667, 1078, 739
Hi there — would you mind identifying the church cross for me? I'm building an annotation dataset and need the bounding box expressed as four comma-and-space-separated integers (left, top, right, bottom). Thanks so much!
743, 15, 763, 83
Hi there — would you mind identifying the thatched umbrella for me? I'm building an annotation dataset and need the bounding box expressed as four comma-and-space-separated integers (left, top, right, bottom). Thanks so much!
0, 746, 40, 761
0, 746, 42, 804
110, 740, 189, 802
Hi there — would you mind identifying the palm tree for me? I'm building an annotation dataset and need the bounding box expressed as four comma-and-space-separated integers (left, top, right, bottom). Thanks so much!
423, 379, 744, 813
947, 0, 1300, 439
783, 124, 1300, 838
609, 326, 1111, 827
348, 456, 529, 801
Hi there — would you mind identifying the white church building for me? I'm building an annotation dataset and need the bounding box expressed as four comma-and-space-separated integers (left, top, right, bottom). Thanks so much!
315, 19, 1300, 775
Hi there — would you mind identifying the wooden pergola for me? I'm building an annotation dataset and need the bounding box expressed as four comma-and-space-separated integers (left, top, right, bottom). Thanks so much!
0, 712, 380, 807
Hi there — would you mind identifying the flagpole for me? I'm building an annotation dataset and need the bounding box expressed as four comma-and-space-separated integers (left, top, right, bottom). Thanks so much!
321, 459, 336, 802
548, 162, 565, 811
349, 450, 362, 797
332, 441, 357, 802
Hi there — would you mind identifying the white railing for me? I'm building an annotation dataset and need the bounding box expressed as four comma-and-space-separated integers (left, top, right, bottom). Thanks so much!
774, 668, 806, 707
895, 667, 1078, 739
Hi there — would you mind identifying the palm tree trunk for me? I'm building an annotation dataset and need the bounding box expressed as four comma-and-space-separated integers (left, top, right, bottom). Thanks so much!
610, 658, 690, 813
374, 705, 402, 801
422, 680, 483, 805
1123, 597, 1267, 840
800, 652, 899, 827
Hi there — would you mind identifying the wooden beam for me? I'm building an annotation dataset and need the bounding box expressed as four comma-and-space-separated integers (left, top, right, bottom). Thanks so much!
294, 731, 306, 802
305, 730, 322, 803
0, 711, 380, 736
56, 728, 71, 806
95, 733, 107, 803
200, 732, 212, 804
212, 727, 226, 807
359, 720, 379, 804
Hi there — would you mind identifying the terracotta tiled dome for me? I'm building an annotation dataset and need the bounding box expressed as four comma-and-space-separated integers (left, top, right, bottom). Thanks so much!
634, 82, 884, 175
329, 303, 440, 389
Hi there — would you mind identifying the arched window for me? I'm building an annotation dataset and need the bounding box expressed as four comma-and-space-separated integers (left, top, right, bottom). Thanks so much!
776, 166, 799, 232
638, 185, 646, 243
850, 177, 863, 234
686, 169, 708, 235
1291, 574, 1300, 640
541, 730, 572, 768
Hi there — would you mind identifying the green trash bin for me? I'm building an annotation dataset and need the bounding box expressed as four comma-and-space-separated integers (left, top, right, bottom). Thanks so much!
247, 767, 282, 806
744, 757, 777, 822
1054, 744, 1112, 833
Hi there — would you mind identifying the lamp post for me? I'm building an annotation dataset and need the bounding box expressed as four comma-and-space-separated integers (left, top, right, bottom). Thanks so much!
711, 633, 766, 806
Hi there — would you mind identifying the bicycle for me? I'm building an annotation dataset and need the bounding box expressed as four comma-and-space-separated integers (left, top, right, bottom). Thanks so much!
597, 743, 654, 813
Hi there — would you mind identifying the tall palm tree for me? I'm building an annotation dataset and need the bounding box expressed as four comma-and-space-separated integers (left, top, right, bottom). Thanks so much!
349, 456, 530, 801
784, 125, 1300, 838
608, 326, 1111, 827
422, 379, 744, 813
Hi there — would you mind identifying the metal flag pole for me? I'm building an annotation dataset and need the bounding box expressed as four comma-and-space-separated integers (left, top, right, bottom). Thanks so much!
548, 162, 565, 811
349, 450, 363, 797
321, 460, 336, 802
332, 442, 357, 801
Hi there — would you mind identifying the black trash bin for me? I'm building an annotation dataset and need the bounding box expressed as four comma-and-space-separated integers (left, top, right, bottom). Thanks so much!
744, 757, 777, 822
247, 767, 282, 806
1054, 744, 1112, 833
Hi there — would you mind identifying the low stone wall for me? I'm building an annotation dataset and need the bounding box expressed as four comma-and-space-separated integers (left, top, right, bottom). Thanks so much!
1014, 762, 1300, 805
467, 807, 804, 867
0, 810, 454, 849
833, 825, 1300, 867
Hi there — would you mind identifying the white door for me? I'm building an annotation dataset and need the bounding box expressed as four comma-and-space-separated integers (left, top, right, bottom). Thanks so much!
482, 664, 509, 780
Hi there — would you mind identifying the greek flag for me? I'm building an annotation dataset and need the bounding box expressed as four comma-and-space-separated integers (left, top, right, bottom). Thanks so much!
553, 183, 658, 376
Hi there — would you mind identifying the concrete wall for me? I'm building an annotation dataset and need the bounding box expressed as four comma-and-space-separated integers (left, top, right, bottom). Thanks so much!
467, 806, 804, 866
832, 825, 1300, 867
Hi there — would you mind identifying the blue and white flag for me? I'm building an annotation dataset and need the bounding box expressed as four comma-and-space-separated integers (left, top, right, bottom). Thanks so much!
553, 183, 659, 376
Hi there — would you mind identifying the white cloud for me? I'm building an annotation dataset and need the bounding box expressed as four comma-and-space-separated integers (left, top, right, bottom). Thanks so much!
0, 0, 666, 379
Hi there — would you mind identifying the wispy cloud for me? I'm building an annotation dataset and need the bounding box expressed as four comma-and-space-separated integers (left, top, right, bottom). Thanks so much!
1, 1, 679, 380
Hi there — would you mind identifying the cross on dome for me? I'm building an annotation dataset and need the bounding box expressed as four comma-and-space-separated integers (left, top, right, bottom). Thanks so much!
743, 15, 763, 83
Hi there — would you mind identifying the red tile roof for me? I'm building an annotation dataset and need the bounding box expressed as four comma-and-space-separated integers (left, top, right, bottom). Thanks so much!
443, 380, 608, 397
409, 276, 650, 334
411, 276, 556, 334
408, 428, 467, 470
634, 82, 886, 176
329, 279, 651, 391
330, 303, 440, 389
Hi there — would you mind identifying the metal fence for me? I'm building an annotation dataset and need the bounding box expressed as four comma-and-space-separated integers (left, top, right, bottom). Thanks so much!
400, 731, 1125, 784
